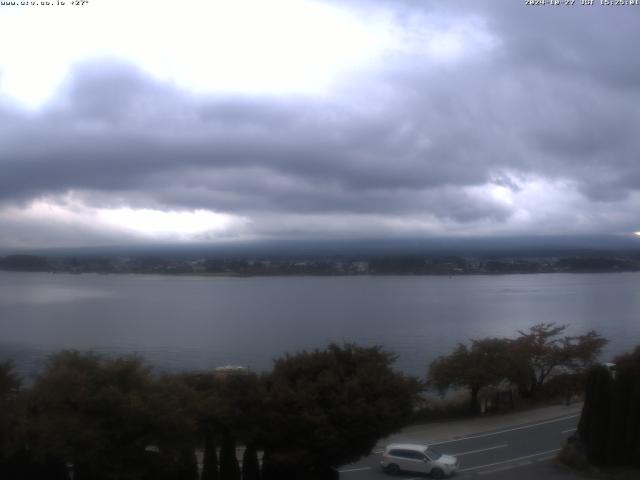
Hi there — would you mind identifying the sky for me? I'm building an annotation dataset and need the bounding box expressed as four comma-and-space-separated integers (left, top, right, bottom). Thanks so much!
1, 0, 640, 248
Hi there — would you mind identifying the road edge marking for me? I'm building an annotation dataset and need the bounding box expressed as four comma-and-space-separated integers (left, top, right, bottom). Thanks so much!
453, 444, 508, 456
338, 466, 372, 473
458, 448, 561, 473
434, 414, 580, 445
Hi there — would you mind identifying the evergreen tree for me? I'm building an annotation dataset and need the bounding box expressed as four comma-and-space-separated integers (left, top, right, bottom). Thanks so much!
177, 447, 199, 480
241, 443, 260, 480
610, 346, 640, 466
219, 429, 241, 480
201, 431, 219, 480
0, 361, 20, 473
578, 364, 612, 464
577, 346, 640, 467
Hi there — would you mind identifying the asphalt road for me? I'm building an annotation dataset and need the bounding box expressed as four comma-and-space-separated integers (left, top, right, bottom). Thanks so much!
338, 413, 580, 479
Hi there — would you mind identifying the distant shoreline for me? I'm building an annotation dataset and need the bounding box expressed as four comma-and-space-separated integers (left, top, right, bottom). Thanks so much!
2, 252, 640, 277
2, 268, 640, 278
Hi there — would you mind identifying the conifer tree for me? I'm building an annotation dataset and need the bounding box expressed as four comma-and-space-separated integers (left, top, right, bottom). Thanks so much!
241, 443, 260, 480
201, 431, 219, 480
219, 429, 241, 480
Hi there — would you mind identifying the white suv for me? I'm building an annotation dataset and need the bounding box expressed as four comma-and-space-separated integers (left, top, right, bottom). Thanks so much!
380, 443, 459, 478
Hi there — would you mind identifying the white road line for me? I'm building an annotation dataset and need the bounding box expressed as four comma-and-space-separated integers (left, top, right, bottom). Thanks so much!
453, 444, 508, 456
562, 427, 577, 434
458, 448, 561, 473
478, 464, 514, 475
338, 467, 371, 473
536, 455, 557, 462
373, 449, 384, 454
434, 414, 580, 445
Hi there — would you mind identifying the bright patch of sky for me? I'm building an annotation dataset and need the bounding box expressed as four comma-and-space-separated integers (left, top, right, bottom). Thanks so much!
0, 0, 494, 108
0, 195, 250, 245
0, 0, 382, 106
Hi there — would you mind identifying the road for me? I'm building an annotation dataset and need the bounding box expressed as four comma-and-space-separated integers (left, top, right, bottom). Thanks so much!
339, 412, 580, 479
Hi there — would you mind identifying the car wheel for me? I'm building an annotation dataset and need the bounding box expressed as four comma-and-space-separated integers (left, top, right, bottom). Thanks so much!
385, 463, 400, 475
431, 467, 445, 478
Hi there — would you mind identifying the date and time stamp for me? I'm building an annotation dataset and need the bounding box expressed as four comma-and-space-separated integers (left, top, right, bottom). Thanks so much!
1, 0, 639, 7
0, 1, 89, 6
1, 0, 638, 7
526, 0, 639, 5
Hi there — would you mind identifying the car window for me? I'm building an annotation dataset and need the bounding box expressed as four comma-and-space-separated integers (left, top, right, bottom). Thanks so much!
388, 449, 424, 460
425, 447, 442, 460
389, 449, 409, 458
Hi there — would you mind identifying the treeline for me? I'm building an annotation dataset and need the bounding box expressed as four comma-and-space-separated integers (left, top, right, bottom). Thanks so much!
428, 323, 608, 414
0, 255, 50, 272
0, 344, 419, 480
3, 253, 640, 276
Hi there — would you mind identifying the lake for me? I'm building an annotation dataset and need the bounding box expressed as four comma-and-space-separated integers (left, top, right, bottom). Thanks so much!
1, 271, 639, 379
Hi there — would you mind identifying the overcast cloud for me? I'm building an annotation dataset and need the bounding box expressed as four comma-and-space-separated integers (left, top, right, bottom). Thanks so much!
1, 0, 639, 247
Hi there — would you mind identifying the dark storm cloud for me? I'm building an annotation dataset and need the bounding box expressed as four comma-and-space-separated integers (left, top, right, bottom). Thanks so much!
0, 59, 503, 214
2, 0, 640, 244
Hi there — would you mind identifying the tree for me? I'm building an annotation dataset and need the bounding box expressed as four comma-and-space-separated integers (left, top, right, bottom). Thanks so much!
609, 346, 640, 466
180, 370, 266, 480
428, 338, 511, 413
241, 444, 260, 480
179, 372, 223, 480
510, 323, 607, 398
29, 352, 156, 479
214, 374, 265, 480
1, 362, 72, 480
0, 362, 21, 474
577, 364, 612, 464
0, 362, 20, 399
145, 374, 200, 480
28, 351, 197, 480
219, 428, 241, 480
576, 346, 640, 467
261, 343, 420, 479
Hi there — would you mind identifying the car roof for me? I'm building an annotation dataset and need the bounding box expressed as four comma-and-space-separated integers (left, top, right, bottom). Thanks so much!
385, 443, 429, 452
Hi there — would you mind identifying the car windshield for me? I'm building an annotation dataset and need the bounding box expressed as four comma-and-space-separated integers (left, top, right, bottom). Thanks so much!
425, 447, 442, 460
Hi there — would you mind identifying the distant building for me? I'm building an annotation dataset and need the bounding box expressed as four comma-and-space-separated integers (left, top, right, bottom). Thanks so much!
213, 365, 250, 378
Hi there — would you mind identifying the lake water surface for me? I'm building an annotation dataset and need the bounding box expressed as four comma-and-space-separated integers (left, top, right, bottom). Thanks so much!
1, 271, 639, 378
